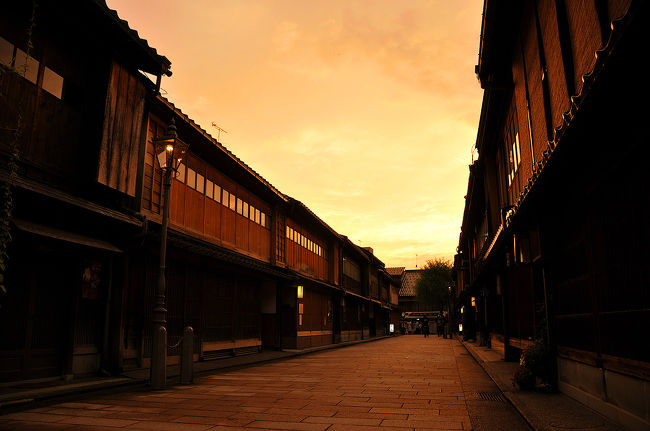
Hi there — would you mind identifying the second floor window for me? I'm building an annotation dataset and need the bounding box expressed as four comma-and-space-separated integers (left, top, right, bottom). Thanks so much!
506, 115, 521, 187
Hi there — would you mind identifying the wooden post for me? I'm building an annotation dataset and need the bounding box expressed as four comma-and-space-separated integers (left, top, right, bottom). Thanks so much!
180, 326, 193, 384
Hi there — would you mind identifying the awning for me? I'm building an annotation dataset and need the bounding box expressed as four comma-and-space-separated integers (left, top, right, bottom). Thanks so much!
342, 289, 369, 301
12, 219, 122, 253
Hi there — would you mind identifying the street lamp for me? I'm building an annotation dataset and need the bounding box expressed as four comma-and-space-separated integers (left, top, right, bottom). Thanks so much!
150, 118, 188, 389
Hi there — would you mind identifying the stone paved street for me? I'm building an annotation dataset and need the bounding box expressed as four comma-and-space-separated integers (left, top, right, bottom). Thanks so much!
0, 336, 531, 430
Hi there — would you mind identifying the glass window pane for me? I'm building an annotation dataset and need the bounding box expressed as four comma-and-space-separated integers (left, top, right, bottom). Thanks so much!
286, 225, 290, 238
214, 184, 221, 203
206, 179, 213, 199
186, 167, 196, 189
0, 37, 13, 66
42, 67, 63, 99
255, 208, 260, 224
249, 205, 255, 221
236, 198, 243, 215
14, 48, 38, 84
260, 212, 265, 227
175, 163, 185, 183
229, 194, 236, 210
243, 202, 249, 218
196, 173, 204, 194
222, 189, 229, 205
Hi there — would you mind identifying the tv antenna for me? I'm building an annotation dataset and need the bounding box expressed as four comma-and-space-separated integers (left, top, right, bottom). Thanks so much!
211, 122, 228, 141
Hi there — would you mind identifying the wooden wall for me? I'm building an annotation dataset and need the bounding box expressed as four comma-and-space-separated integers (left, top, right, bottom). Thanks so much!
142, 114, 272, 262
285, 219, 328, 281
97, 61, 146, 196
296, 286, 333, 348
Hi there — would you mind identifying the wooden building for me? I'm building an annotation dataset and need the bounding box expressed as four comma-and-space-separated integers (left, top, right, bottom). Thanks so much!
454, 1, 649, 429
0, 0, 394, 384
0, 0, 171, 382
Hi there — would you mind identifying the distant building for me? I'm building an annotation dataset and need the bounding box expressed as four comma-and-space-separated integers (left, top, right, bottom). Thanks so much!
387, 267, 436, 314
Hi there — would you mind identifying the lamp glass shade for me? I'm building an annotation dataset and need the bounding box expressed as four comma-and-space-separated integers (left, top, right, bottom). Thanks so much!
157, 147, 171, 169
297, 285, 303, 299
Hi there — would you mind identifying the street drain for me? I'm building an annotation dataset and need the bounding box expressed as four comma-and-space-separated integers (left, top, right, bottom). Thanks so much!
467, 391, 506, 402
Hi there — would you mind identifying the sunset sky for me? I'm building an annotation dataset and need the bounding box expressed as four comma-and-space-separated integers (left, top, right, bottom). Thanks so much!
106, 0, 484, 269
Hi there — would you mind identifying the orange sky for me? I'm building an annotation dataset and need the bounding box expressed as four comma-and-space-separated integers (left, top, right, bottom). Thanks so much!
106, 0, 484, 269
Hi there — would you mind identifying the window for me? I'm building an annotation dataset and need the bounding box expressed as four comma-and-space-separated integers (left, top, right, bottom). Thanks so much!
14, 48, 38, 84
236, 197, 244, 215
196, 173, 205, 194
175, 163, 186, 183
186, 167, 196, 189
248, 205, 256, 221
506, 115, 521, 187
42, 67, 63, 99
206, 179, 214, 199
213, 184, 221, 203
286, 225, 291, 239
1, 37, 65, 100
254, 208, 260, 224
0, 37, 12, 66
243, 202, 249, 218
229, 193, 236, 210
260, 212, 265, 227
222, 189, 229, 206
343, 257, 361, 281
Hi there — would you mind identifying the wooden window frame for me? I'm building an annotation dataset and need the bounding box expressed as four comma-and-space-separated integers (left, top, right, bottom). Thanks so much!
196, 172, 205, 194
187, 167, 196, 190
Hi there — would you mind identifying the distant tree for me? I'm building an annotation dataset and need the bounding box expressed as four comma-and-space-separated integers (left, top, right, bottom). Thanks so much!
414, 258, 453, 311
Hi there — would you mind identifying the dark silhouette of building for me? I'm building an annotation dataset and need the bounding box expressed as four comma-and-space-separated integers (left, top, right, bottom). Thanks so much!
454, 1, 649, 429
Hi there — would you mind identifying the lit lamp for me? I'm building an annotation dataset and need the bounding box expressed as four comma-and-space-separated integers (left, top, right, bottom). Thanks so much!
153, 119, 187, 171
296, 285, 304, 299
150, 118, 188, 389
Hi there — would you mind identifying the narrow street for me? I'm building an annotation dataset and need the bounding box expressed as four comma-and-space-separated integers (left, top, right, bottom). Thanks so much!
0, 336, 530, 430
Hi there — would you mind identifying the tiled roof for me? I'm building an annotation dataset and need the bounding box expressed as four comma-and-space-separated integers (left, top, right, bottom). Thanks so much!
399, 270, 422, 297
158, 96, 287, 202
95, 0, 171, 75
386, 267, 405, 276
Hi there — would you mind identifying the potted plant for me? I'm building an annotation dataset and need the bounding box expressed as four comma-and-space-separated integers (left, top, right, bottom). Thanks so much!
512, 338, 553, 391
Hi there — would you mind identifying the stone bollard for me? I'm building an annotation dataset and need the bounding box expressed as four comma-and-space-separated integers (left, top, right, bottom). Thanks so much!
180, 326, 194, 385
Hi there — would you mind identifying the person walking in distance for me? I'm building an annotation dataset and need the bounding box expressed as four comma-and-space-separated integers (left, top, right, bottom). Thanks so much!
422, 317, 430, 338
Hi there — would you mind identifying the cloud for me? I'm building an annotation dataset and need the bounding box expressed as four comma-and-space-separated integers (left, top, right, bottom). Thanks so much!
273, 21, 301, 52
267, 2, 480, 97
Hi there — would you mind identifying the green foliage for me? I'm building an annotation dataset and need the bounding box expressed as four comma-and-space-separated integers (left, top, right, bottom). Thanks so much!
0, 1, 37, 296
414, 258, 453, 310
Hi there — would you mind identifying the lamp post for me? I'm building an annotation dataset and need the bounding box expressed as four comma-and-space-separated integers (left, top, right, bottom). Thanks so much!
447, 285, 452, 339
150, 118, 187, 389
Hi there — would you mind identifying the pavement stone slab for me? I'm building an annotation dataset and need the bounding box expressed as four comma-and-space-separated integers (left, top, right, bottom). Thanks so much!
0, 336, 540, 431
